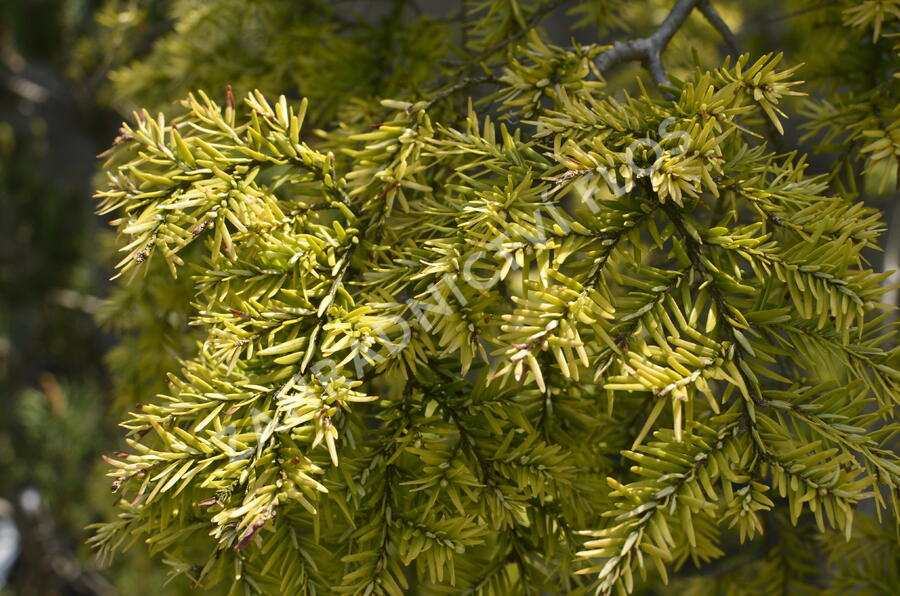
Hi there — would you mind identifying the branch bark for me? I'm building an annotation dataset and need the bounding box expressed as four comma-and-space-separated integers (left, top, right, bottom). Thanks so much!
594, 0, 704, 87
698, 1, 739, 55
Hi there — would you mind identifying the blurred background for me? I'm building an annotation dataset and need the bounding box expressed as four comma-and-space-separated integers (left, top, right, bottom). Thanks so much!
0, 1, 897, 594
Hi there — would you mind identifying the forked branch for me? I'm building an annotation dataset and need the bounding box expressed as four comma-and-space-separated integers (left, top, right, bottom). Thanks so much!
595, 0, 738, 86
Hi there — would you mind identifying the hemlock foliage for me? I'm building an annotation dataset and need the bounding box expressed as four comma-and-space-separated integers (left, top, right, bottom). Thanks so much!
87, 0, 900, 594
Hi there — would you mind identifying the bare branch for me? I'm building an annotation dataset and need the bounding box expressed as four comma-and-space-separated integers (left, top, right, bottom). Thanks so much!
595, 0, 704, 87
699, 1, 740, 55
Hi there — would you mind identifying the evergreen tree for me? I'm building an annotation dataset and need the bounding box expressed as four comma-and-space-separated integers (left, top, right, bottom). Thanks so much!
87, 1, 900, 594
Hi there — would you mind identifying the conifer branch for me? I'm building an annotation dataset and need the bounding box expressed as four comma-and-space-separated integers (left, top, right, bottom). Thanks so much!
84, 6, 900, 593
472, 0, 576, 63
424, 74, 498, 110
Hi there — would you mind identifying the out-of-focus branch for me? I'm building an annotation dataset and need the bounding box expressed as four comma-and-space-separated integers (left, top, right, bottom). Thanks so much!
13, 491, 115, 595
699, 1, 739, 55
884, 201, 900, 312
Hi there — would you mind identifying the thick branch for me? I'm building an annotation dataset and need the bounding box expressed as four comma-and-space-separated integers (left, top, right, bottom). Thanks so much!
594, 0, 703, 87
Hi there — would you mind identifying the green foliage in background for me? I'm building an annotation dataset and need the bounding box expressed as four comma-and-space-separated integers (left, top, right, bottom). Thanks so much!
84, 1, 900, 595
0, 1, 198, 593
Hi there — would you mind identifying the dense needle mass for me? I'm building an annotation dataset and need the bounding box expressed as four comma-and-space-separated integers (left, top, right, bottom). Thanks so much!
86, 1, 900, 594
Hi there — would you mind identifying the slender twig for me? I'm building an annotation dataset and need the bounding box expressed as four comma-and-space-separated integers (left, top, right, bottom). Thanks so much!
472, 0, 575, 64
423, 74, 498, 110
699, 1, 739, 55
419, 0, 568, 111
760, 1, 836, 25
594, 0, 704, 87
